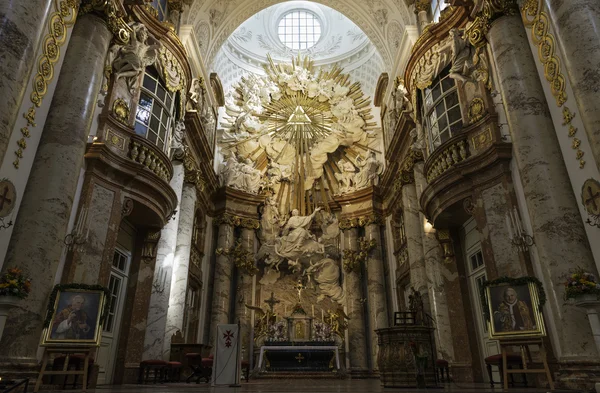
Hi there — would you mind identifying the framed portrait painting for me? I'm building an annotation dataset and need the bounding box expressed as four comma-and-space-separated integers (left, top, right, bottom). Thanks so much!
41, 284, 108, 347
483, 278, 546, 339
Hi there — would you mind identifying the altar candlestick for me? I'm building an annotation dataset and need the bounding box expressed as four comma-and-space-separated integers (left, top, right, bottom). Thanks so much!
321, 309, 324, 321
505, 213, 513, 239
312, 305, 315, 317
284, 304, 287, 315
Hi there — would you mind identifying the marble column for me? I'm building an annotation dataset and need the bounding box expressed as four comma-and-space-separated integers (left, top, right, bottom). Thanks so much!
544, 0, 600, 170
208, 219, 235, 348
487, 12, 598, 360
234, 227, 256, 361
343, 227, 368, 373
0, 13, 112, 364
472, 182, 527, 278
0, 0, 54, 162
143, 161, 184, 360
414, 162, 455, 363
364, 221, 388, 371
164, 182, 197, 358
401, 183, 429, 307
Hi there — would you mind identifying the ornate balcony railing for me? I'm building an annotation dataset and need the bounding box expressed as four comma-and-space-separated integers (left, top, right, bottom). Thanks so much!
425, 133, 471, 183
129, 134, 172, 182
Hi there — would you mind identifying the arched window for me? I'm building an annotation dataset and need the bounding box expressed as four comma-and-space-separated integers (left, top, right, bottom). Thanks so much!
151, 0, 168, 21
278, 10, 322, 50
420, 68, 463, 152
134, 67, 177, 153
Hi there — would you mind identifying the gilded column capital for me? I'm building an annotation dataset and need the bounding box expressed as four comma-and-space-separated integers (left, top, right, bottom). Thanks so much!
339, 218, 360, 230
214, 213, 260, 230
80, 0, 131, 44
359, 214, 385, 227
413, 0, 431, 13
466, 0, 519, 47
393, 150, 423, 191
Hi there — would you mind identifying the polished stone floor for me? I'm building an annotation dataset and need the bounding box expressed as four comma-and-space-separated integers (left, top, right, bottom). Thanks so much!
38, 380, 580, 393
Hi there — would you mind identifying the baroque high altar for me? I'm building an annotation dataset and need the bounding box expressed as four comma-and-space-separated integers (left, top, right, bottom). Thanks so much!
212, 55, 387, 375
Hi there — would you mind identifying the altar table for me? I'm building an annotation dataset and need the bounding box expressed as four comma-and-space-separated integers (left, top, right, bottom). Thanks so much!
257, 345, 340, 371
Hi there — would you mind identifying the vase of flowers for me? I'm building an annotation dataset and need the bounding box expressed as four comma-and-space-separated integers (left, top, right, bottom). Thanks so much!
0, 268, 31, 341
564, 268, 600, 304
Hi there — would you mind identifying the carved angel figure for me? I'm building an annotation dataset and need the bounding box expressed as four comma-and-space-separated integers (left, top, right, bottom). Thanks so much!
335, 159, 356, 194
448, 28, 475, 83
111, 23, 161, 93
324, 305, 350, 337
354, 151, 383, 189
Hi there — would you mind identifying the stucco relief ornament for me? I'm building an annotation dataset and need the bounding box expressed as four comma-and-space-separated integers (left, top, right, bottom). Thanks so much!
219, 54, 377, 205
218, 152, 263, 194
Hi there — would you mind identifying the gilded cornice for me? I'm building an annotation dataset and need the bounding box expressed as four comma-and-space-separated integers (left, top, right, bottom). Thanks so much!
466, 0, 519, 47
81, 0, 131, 44
213, 213, 260, 230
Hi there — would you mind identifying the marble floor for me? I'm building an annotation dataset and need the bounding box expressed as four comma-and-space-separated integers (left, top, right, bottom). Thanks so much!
38, 380, 581, 393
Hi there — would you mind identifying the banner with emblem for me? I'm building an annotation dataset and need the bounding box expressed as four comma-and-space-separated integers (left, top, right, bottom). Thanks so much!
212, 324, 240, 385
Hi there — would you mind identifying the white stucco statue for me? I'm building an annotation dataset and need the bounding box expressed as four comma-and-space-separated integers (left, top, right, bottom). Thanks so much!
354, 151, 383, 189
218, 152, 239, 187
259, 194, 282, 243
238, 158, 263, 194
448, 28, 475, 83
187, 78, 204, 112
275, 207, 325, 261
111, 23, 160, 93
306, 257, 345, 303
169, 120, 185, 158
335, 159, 356, 194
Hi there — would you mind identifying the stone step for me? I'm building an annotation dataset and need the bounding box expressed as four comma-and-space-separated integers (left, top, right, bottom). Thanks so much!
253, 371, 349, 379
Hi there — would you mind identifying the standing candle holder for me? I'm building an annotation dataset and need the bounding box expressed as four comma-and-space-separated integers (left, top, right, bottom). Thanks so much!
505, 207, 534, 252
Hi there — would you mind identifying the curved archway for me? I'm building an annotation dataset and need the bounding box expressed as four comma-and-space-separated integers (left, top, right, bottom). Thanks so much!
184, 0, 414, 69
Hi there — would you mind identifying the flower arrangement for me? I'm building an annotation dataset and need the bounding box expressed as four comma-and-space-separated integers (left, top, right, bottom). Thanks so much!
564, 267, 600, 300
0, 268, 31, 299
266, 321, 287, 342
313, 321, 333, 341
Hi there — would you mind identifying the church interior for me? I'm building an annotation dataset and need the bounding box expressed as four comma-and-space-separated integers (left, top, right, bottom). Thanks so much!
0, 0, 599, 391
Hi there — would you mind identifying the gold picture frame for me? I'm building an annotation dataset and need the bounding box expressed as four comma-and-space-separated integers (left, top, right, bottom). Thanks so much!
485, 281, 546, 339
41, 286, 107, 347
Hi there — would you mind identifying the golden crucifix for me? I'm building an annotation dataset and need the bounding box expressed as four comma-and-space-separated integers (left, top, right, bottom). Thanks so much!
294, 278, 306, 303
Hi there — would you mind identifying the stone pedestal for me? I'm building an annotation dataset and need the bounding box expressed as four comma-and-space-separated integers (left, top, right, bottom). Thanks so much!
0, 296, 20, 342
365, 222, 388, 372
0, 0, 53, 162
487, 12, 598, 361
343, 227, 369, 374
143, 161, 184, 360
164, 182, 197, 358
544, 0, 600, 170
208, 220, 234, 348
0, 13, 112, 364
569, 296, 600, 354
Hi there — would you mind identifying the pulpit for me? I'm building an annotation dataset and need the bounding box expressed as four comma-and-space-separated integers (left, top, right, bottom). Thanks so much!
376, 311, 438, 388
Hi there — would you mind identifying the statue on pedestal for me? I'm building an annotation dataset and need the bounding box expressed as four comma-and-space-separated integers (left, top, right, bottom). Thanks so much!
354, 151, 383, 189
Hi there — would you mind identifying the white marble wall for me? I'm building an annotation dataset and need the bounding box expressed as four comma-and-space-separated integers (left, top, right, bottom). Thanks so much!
544, 0, 600, 171
143, 162, 184, 360
365, 223, 388, 371
235, 227, 256, 361
164, 182, 197, 358
0, 13, 112, 363
488, 13, 598, 360
208, 222, 235, 348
